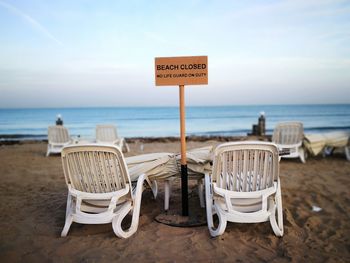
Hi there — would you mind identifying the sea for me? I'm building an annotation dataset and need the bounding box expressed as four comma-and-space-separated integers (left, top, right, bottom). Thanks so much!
0, 104, 349, 141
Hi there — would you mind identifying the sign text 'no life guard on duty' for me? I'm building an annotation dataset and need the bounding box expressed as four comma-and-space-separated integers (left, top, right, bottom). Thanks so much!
155, 56, 208, 86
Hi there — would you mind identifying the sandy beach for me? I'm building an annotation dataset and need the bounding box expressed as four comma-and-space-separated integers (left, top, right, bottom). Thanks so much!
0, 139, 349, 262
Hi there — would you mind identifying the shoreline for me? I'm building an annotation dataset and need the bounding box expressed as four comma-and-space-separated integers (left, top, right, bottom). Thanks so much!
0, 135, 272, 146
1, 125, 349, 141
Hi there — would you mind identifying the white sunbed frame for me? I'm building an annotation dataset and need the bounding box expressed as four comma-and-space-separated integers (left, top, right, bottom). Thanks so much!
46, 126, 73, 156
96, 124, 130, 153
205, 141, 284, 237
60, 144, 146, 238
272, 121, 306, 163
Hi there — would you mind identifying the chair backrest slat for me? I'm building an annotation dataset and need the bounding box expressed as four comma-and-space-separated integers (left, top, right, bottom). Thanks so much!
238, 150, 245, 191
252, 150, 259, 191
98, 152, 110, 192
232, 151, 237, 191
79, 152, 92, 192
212, 142, 279, 192
66, 153, 81, 190
227, 151, 232, 190
61, 145, 131, 196
89, 152, 102, 192
262, 152, 269, 189
246, 151, 251, 191
90, 152, 103, 193
221, 152, 227, 189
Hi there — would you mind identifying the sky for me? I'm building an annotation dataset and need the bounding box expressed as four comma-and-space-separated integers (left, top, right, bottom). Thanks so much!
0, 0, 349, 108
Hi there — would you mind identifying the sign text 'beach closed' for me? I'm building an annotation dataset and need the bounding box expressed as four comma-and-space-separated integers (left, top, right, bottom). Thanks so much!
155, 56, 208, 86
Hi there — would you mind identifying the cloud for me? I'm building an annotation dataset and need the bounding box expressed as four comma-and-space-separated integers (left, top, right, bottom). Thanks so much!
0, 0, 63, 46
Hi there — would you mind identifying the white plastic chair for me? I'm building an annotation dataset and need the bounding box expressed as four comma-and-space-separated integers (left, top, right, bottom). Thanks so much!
96, 124, 130, 152
60, 144, 146, 238
205, 142, 283, 237
46, 126, 73, 156
272, 122, 306, 163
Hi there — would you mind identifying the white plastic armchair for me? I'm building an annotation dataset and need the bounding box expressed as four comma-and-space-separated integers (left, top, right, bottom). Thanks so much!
205, 142, 283, 237
47, 126, 73, 156
272, 122, 306, 163
96, 124, 130, 152
60, 144, 146, 238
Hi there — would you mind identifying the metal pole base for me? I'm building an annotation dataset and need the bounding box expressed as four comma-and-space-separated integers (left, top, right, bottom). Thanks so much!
155, 211, 207, 227
155, 182, 207, 227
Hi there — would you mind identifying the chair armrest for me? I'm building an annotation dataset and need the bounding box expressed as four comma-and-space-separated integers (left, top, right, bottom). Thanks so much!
68, 184, 130, 200
213, 183, 277, 213
213, 183, 276, 199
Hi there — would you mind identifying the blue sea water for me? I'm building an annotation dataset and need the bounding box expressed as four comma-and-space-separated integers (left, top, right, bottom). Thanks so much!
0, 104, 349, 140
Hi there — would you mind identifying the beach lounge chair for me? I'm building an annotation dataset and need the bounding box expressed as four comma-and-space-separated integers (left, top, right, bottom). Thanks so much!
46, 126, 73, 156
272, 122, 306, 163
205, 142, 284, 237
96, 124, 130, 152
60, 144, 146, 238
304, 131, 350, 161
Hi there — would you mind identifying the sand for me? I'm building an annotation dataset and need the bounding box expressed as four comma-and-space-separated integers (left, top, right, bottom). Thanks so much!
0, 140, 349, 262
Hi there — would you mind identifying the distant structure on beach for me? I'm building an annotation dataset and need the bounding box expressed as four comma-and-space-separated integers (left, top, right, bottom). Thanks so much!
56, 114, 63, 126
249, 112, 266, 136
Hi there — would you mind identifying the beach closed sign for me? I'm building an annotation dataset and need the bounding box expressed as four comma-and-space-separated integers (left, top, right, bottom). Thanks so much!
155, 56, 208, 86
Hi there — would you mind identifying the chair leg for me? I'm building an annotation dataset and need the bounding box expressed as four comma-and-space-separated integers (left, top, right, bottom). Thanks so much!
111, 202, 133, 238
208, 206, 227, 237
61, 215, 73, 237
299, 147, 306, 163
61, 192, 73, 237
205, 174, 227, 237
46, 145, 50, 157
151, 180, 158, 199
120, 138, 130, 153
124, 141, 130, 153
345, 146, 350, 161
323, 146, 334, 158
145, 177, 157, 199
269, 181, 284, 237
205, 174, 214, 229
112, 174, 146, 238
198, 178, 205, 208
164, 180, 171, 211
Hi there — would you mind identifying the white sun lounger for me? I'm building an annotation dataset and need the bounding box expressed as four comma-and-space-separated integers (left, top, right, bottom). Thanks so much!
46, 126, 73, 156
60, 144, 146, 238
96, 124, 130, 152
272, 122, 306, 163
205, 142, 284, 237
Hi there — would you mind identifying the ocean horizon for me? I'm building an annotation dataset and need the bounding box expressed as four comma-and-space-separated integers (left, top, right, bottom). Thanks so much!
0, 104, 349, 140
